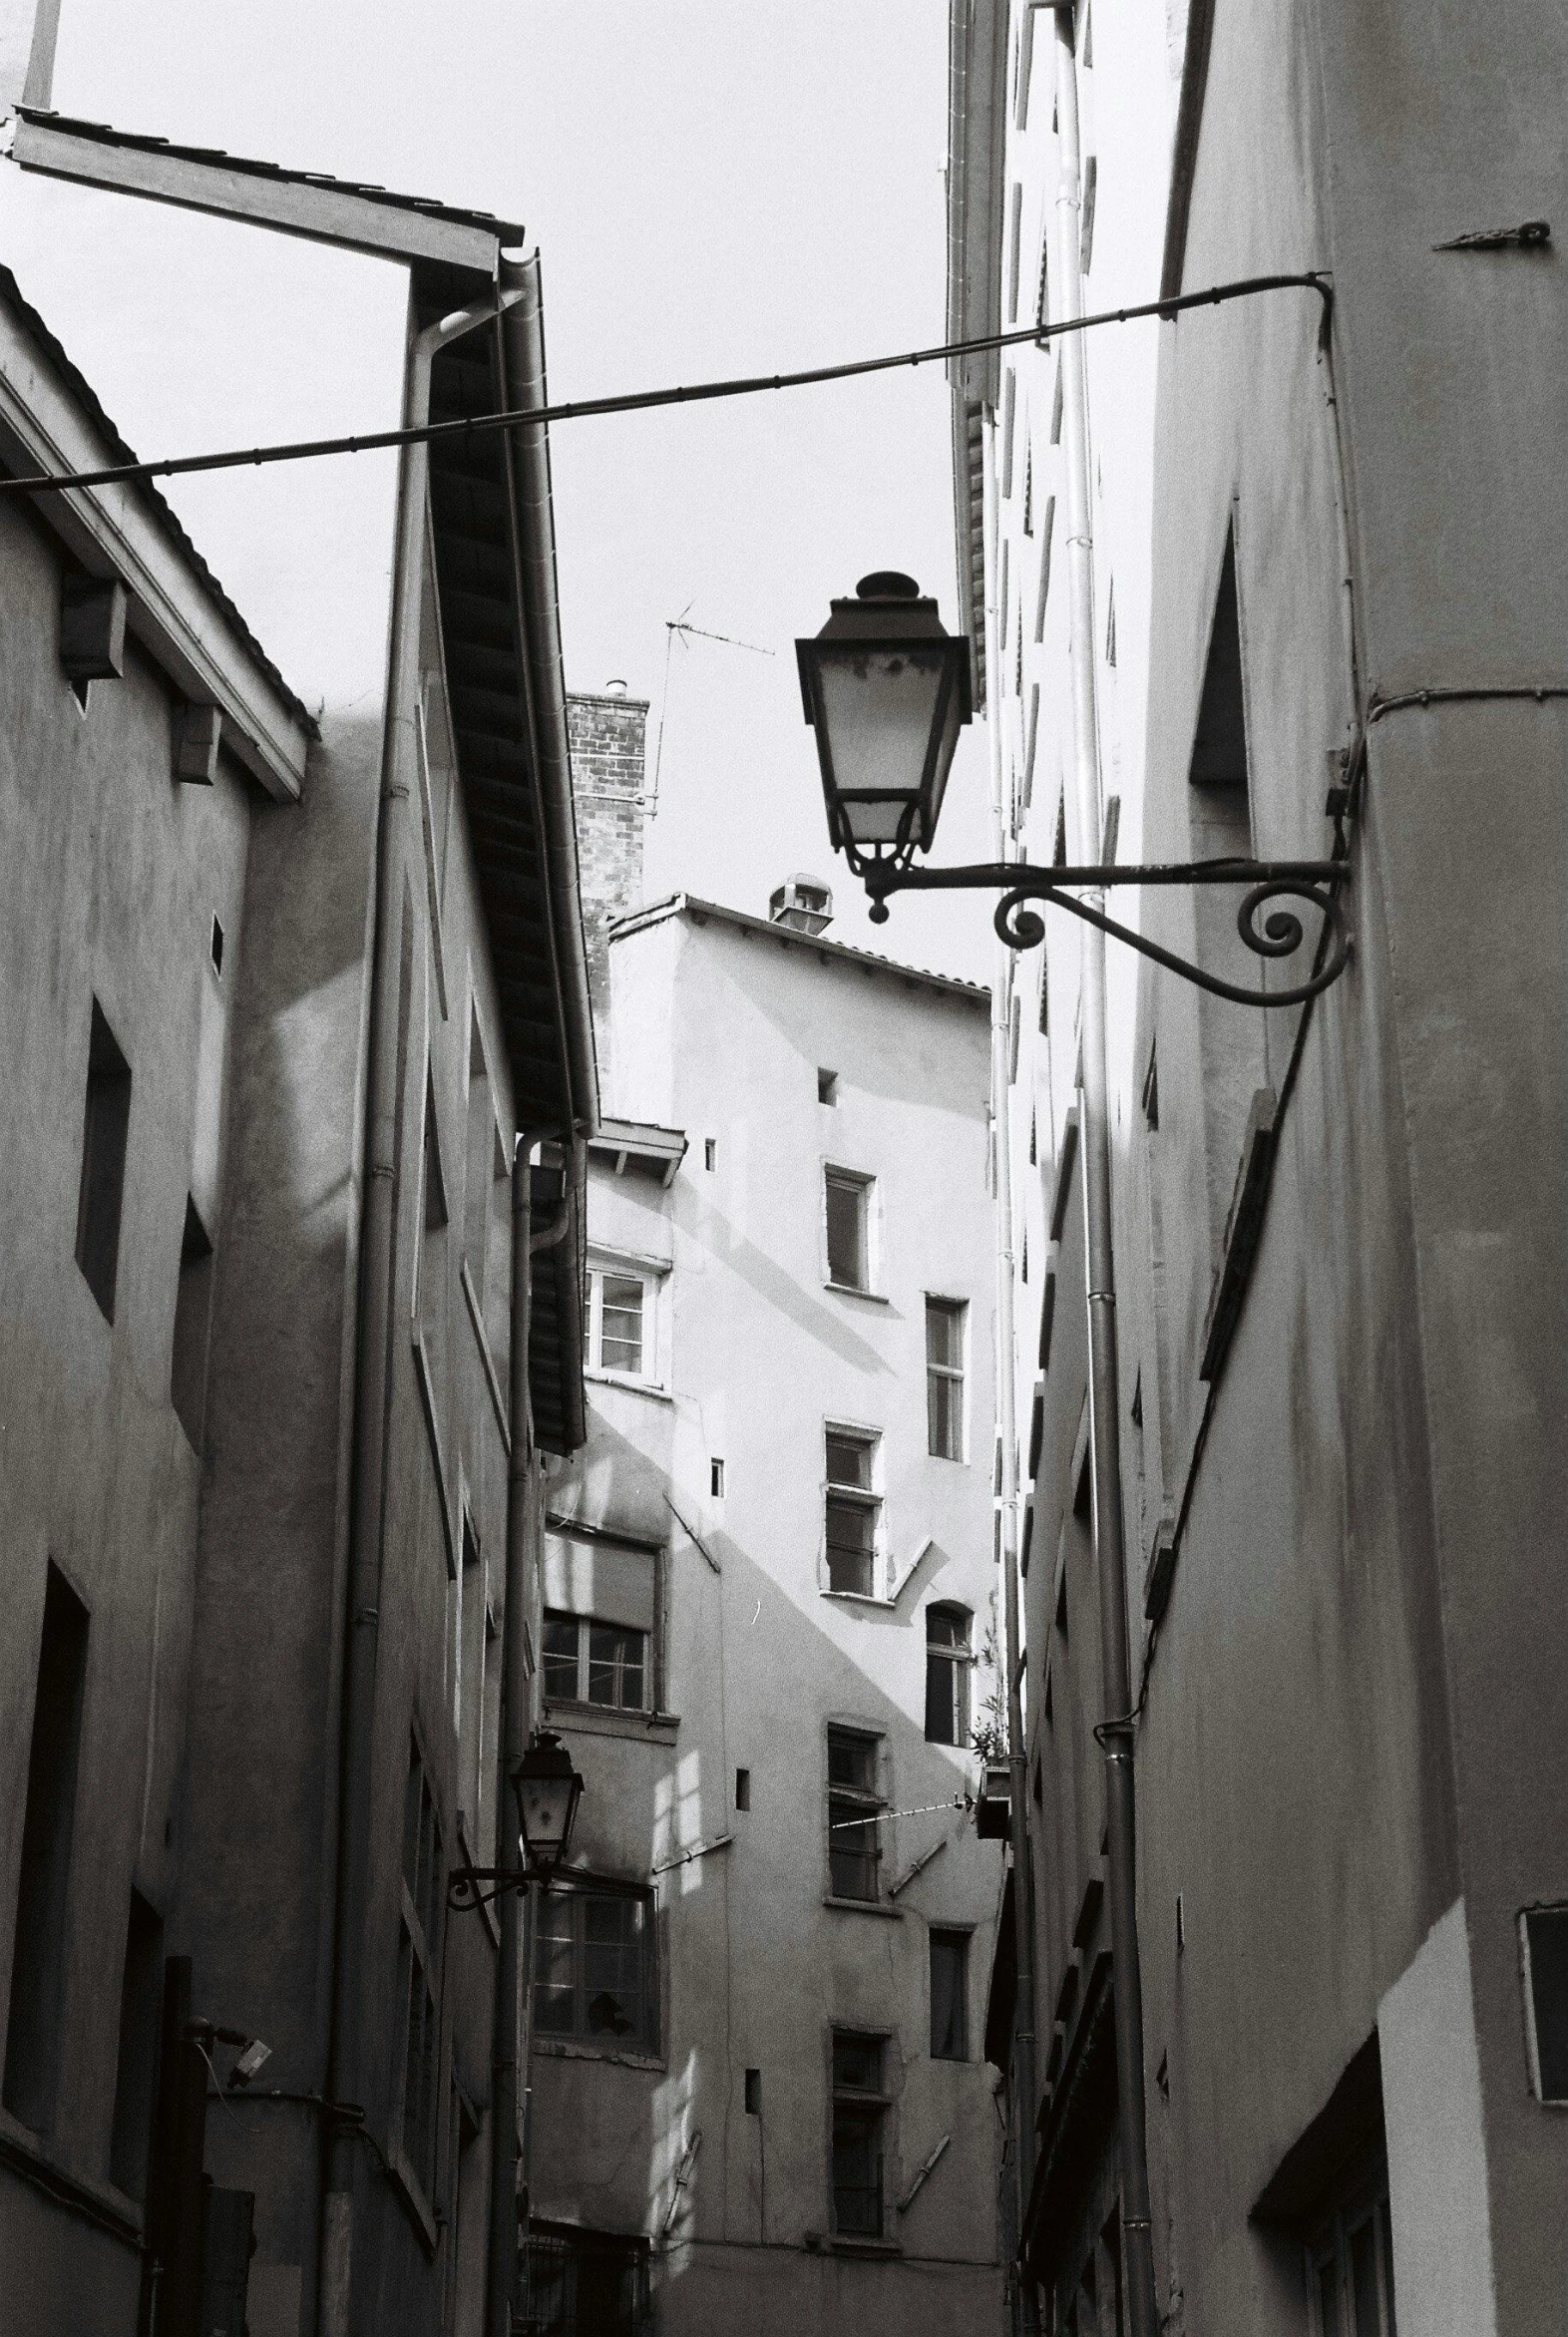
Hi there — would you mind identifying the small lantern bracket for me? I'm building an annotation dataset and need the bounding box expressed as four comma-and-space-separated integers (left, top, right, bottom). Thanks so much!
846, 832, 1354, 1009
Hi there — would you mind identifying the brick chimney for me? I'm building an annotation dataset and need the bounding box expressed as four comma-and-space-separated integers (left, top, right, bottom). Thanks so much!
567, 682, 649, 1027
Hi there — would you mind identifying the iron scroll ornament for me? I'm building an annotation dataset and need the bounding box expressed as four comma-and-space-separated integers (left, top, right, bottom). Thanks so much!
852, 851, 1353, 1008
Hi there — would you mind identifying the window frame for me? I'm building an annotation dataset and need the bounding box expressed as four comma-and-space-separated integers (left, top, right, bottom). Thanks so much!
826, 1726, 887, 1905
823, 1424, 884, 1600
582, 1249, 667, 1387
823, 1163, 879, 1297
924, 1603, 975, 1747
924, 1296, 969, 1462
929, 1927, 972, 2063
1304, 2156, 1398, 2337
541, 1609, 650, 1716
531, 1879, 659, 2058
394, 1737, 445, 2214
830, 2028, 892, 2237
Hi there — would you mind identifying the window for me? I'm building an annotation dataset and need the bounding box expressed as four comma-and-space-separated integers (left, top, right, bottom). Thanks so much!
397, 1741, 443, 2198
704, 1138, 716, 1171
825, 1429, 881, 1597
824, 1167, 874, 1292
583, 1262, 657, 1380
417, 1076, 450, 1432
456, 1513, 490, 1836
110, 1890, 164, 2199
533, 1885, 656, 2052
521, 2221, 650, 2337
744, 2068, 762, 2114
170, 1198, 214, 1449
541, 1530, 655, 1713
75, 998, 132, 1322
930, 1930, 970, 2061
1307, 2178, 1398, 2337
926, 1299, 967, 1460
818, 1068, 839, 1106
925, 1606, 974, 1747
831, 2032, 889, 2236
827, 1729, 885, 1902
1034, 495, 1055, 641
463, 1011, 496, 1311
709, 1456, 725, 1498
734, 1768, 751, 1812
1521, 1902, 1568, 2102
209, 915, 224, 976
4, 1563, 89, 2135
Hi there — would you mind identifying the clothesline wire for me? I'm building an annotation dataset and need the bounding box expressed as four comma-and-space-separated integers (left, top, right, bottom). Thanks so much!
0, 270, 1329, 501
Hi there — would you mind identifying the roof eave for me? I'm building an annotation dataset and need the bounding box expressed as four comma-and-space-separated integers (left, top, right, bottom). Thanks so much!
10, 110, 514, 273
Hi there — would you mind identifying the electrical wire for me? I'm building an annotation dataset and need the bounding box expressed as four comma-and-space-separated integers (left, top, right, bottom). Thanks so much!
0, 271, 1330, 501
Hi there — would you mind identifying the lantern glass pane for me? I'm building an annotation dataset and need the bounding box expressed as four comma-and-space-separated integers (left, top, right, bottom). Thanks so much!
815, 645, 949, 840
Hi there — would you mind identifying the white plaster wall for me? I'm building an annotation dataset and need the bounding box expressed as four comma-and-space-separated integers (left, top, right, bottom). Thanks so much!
535, 905, 1003, 2331
1379, 1899, 1497, 2337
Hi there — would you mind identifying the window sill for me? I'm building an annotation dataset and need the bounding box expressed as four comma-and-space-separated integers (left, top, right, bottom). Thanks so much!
828, 2233, 903, 2257
822, 1589, 897, 1612
0, 2108, 143, 2247
824, 1282, 890, 1306
385, 2142, 440, 2255
585, 1368, 675, 1405
545, 1699, 679, 1745
823, 1895, 903, 1920
534, 2037, 666, 2075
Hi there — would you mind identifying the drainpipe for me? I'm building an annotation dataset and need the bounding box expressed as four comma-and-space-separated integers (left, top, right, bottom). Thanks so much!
1049, 11, 1159, 2335
321, 276, 521, 2337
983, 411, 1040, 2258
486, 1143, 536, 2337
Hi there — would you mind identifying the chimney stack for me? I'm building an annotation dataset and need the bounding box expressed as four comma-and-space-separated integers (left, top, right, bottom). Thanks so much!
768, 875, 834, 937
567, 684, 650, 1028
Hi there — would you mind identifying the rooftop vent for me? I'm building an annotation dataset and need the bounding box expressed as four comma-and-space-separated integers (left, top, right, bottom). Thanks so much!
769, 875, 833, 937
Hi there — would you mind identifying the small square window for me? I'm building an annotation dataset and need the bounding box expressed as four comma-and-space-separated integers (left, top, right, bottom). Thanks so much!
704, 1138, 716, 1171
710, 1457, 725, 1498
533, 1884, 656, 2053
734, 1768, 751, 1812
744, 2069, 761, 2115
818, 1068, 839, 1106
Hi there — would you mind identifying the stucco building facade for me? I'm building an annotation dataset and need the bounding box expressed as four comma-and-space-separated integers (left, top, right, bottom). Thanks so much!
0, 128, 595, 2337
947, 3, 1567, 2334
525, 846, 1006, 2334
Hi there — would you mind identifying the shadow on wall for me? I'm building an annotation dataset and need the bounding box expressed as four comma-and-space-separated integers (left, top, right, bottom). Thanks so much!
669, 1181, 895, 1377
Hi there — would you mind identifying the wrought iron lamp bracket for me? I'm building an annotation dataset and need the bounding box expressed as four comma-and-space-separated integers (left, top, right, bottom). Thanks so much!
848, 841, 1353, 1008
448, 1863, 541, 1911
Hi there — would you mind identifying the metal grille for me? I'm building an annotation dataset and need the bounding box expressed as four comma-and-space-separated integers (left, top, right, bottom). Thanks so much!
519, 2225, 650, 2337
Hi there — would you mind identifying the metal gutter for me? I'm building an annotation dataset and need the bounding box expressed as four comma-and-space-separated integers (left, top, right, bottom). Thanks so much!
497, 253, 599, 1140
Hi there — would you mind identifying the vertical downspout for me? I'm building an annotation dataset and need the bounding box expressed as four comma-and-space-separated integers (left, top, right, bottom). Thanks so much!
1050, 11, 1159, 2335
984, 412, 1039, 2271
487, 1145, 534, 2337
322, 280, 508, 2337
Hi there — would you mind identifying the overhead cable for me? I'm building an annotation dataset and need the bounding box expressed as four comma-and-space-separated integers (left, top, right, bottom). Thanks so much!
0, 270, 1330, 501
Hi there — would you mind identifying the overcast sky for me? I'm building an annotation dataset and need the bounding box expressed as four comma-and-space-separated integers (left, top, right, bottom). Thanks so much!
0, 2, 995, 981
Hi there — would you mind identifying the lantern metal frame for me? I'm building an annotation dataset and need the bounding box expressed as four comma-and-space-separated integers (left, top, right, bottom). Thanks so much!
803, 580, 1355, 1010
448, 1729, 585, 1911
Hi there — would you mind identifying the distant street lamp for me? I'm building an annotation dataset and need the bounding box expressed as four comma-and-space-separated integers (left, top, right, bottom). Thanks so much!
796, 574, 1352, 1005
449, 1730, 585, 1910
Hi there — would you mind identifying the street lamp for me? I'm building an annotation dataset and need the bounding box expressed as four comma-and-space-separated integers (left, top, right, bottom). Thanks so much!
796, 575, 1353, 1006
449, 1730, 585, 1910
796, 572, 973, 871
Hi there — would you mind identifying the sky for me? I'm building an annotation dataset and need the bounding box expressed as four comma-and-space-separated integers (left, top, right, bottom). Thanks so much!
0, 1, 996, 984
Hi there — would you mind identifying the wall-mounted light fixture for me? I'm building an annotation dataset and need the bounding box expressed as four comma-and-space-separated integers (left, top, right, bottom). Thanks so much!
797, 573, 1352, 1007
448, 1730, 585, 1911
